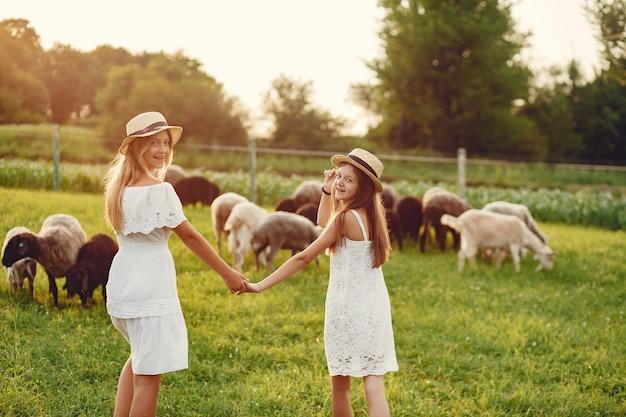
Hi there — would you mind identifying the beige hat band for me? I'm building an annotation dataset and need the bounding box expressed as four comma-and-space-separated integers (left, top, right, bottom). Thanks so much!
349, 154, 378, 178
128, 121, 168, 136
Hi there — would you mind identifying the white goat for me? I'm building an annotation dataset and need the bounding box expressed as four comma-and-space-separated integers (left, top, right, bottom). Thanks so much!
251, 211, 323, 272
2, 227, 37, 297
210, 192, 249, 254
2, 214, 86, 308
224, 202, 268, 271
441, 209, 555, 273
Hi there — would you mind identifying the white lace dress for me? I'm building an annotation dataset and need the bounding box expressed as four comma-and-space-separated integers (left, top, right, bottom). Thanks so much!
324, 210, 398, 377
106, 182, 189, 375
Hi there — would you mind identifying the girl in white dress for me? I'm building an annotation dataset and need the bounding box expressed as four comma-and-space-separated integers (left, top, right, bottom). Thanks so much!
102, 111, 247, 417
241, 148, 398, 417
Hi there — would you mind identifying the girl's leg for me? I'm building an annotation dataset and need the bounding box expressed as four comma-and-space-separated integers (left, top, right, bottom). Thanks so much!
113, 356, 134, 417
330, 375, 352, 417
363, 375, 390, 417
129, 373, 161, 417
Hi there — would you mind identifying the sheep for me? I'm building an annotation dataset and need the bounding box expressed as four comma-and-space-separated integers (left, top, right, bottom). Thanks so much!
64, 234, 118, 307
174, 175, 220, 206
275, 197, 297, 213
292, 180, 323, 209
386, 208, 403, 250
441, 209, 555, 273
211, 192, 249, 254
2, 214, 86, 308
396, 195, 423, 243
482, 201, 547, 243
420, 187, 471, 253
381, 185, 399, 210
295, 202, 319, 225
224, 202, 269, 271
251, 211, 323, 272
2, 227, 37, 297
164, 164, 187, 187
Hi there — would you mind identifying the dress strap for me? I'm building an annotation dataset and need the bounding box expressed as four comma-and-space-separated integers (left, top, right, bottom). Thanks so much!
350, 209, 369, 240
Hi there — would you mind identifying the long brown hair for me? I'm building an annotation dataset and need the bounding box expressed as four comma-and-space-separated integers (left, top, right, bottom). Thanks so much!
102, 136, 173, 232
328, 163, 391, 268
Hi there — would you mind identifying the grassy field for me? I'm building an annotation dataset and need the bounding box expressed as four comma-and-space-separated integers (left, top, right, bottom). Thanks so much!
1, 187, 625, 416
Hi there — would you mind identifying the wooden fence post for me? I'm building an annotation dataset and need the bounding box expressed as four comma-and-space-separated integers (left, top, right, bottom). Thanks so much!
458, 147, 466, 199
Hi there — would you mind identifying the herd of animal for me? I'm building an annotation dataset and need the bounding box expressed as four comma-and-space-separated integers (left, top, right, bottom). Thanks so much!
1, 164, 555, 309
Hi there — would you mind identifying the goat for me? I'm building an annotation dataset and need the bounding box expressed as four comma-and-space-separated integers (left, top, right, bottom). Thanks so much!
64, 234, 118, 306
441, 209, 555, 273
2, 214, 86, 308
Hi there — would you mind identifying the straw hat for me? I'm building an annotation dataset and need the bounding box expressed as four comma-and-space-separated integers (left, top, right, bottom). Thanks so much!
118, 111, 183, 155
330, 148, 383, 192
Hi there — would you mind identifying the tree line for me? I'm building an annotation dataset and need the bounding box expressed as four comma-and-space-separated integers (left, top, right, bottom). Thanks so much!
1, 0, 625, 165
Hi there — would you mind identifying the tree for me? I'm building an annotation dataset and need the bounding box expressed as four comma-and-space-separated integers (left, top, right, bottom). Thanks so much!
262, 74, 346, 149
0, 19, 49, 123
94, 52, 247, 148
354, 0, 537, 158
587, 0, 626, 82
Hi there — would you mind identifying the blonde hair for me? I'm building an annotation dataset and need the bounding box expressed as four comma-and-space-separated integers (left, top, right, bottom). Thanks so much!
102, 136, 173, 232
328, 164, 391, 268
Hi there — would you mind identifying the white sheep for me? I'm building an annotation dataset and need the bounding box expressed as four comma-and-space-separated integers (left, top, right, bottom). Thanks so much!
2, 214, 87, 308
2, 227, 37, 297
210, 192, 249, 254
441, 209, 555, 273
251, 211, 323, 272
224, 202, 268, 271
482, 201, 547, 243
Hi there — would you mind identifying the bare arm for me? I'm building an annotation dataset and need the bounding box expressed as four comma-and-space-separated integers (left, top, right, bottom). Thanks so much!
317, 169, 337, 227
241, 220, 339, 294
173, 220, 246, 293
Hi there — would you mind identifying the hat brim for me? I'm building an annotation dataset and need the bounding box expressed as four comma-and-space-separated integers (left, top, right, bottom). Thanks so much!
331, 154, 383, 192
118, 126, 183, 155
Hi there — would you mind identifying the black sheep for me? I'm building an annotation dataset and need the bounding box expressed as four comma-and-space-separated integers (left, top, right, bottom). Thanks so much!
396, 195, 423, 243
174, 176, 220, 206
64, 234, 118, 306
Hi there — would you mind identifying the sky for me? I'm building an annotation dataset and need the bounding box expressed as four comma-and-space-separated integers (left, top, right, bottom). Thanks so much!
2, 0, 603, 136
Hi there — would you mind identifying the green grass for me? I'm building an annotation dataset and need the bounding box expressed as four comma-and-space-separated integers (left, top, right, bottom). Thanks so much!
1, 187, 625, 416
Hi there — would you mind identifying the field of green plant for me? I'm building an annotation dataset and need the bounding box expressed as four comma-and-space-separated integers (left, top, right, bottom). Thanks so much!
1, 188, 625, 416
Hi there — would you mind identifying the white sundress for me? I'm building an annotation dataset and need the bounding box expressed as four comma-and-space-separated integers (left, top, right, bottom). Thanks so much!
106, 182, 189, 375
324, 209, 398, 377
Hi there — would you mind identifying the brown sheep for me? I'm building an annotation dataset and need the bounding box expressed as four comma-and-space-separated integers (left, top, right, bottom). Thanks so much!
292, 180, 323, 208
164, 164, 187, 187
295, 202, 319, 225
64, 234, 118, 306
275, 197, 298, 213
396, 195, 423, 243
420, 188, 471, 253
174, 176, 220, 206
381, 185, 399, 209
386, 208, 403, 250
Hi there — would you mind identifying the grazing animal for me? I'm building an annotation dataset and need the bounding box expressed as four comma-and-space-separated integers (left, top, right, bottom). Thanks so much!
482, 201, 547, 243
2, 227, 37, 297
275, 197, 298, 213
174, 175, 220, 206
385, 208, 403, 250
211, 192, 249, 254
420, 187, 471, 253
224, 202, 269, 271
2, 214, 86, 308
441, 209, 555, 273
381, 185, 399, 209
292, 180, 323, 209
64, 234, 118, 306
396, 195, 423, 243
164, 164, 187, 187
251, 211, 322, 272
295, 202, 319, 225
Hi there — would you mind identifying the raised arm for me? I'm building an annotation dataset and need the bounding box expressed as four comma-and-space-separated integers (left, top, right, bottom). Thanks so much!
317, 169, 337, 228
